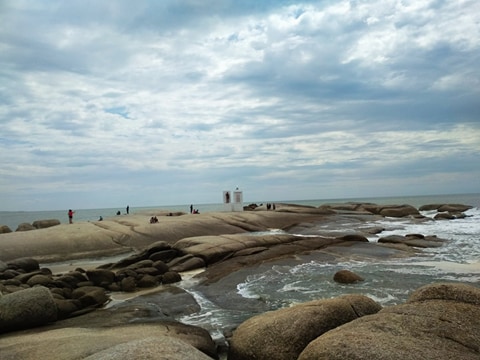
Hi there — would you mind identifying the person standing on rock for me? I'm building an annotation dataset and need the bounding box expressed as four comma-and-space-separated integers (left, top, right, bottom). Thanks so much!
126, 205, 129, 214
68, 209, 75, 224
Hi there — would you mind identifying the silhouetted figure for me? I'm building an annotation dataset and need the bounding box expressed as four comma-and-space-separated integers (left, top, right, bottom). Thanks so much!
126, 205, 129, 214
190, 204, 193, 214
68, 209, 75, 224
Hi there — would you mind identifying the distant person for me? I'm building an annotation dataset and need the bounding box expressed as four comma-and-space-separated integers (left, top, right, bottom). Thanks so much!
190, 204, 193, 214
126, 205, 129, 214
225, 192, 230, 203
98, 216, 103, 221
68, 209, 75, 224
116, 210, 121, 215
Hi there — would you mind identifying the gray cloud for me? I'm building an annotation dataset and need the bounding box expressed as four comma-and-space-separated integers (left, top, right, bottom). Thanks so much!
0, 0, 479, 211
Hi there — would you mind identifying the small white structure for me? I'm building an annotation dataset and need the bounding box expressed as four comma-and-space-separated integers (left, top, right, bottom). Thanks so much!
223, 188, 243, 212
233, 188, 243, 212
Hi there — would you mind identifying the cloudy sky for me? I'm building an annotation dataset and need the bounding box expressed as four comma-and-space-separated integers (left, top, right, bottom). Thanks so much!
1, 0, 479, 211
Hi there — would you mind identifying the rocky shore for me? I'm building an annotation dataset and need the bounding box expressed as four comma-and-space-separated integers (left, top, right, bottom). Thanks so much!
0, 202, 478, 359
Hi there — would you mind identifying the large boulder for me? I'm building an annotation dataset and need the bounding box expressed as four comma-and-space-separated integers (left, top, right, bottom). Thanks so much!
82, 336, 215, 360
7, 257, 40, 272
15, 222, 35, 231
32, 219, 61, 229
378, 204, 420, 217
0, 286, 57, 333
298, 283, 480, 360
378, 234, 446, 248
0, 323, 217, 360
0, 225, 12, 234
228, 294, 381, 360
419, 204, 472, 212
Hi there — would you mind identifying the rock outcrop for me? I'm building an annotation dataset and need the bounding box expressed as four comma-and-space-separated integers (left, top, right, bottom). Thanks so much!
298, 283, 480, 360
228, 294, 382, 360
378, 234, 447, 248
0, 254, 184, 328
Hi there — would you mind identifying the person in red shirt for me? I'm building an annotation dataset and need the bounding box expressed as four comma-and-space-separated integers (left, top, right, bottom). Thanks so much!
68, 209, 75, 224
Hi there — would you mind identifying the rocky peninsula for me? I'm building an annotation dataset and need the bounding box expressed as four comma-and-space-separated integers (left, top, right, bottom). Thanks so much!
0, 202, 478, 359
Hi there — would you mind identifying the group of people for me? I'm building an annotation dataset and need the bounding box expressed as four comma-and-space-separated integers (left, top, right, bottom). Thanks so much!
68, 205, 130, 224
149, 216, 159, 223
266, 203, 276, 210
189, 204, 200, 214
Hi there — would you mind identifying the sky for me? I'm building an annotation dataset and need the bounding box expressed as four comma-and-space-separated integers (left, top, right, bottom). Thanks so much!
1, 0, 479, 211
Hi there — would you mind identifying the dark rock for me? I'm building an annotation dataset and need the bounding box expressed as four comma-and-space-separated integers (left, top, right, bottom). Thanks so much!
120, 276, 136, 292
162, 271, 182, 284
137, 274, 159, 288
379, 204, 420, 217
434, 212, 456, 220
149, 249, 178, 263
0, 225, 12, 234
7, 257, 40, 272
15, 222, 35, 231
55, 298, 81, 319
76, 288, 109, 308
126, 259, 154, 270
152, 260, 169, 274
333, 269, 364, 284
86, 269, 116, 287
437, 204, 472, 212
26, 274, 54, 287
336, 234, 369, 242
378, 234, 446, 248
135, 266, 162, 276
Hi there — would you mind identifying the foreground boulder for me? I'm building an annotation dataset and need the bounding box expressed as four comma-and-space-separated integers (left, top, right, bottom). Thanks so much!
228, 294, 381, 360
0, 286, 57, 333
0, 323, 217, 360
298, 283, 480, 360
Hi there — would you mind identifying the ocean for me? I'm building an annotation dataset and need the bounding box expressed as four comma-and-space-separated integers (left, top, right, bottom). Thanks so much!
1, 193, 480, 345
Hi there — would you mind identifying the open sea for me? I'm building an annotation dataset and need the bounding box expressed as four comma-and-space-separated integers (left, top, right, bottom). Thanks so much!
1, 193, 480, 345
